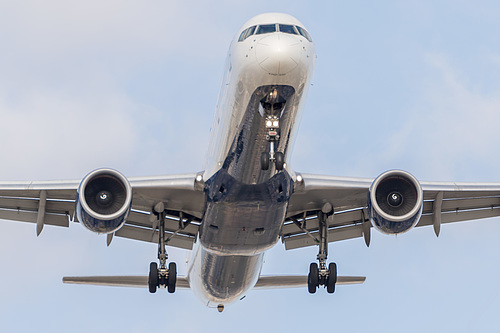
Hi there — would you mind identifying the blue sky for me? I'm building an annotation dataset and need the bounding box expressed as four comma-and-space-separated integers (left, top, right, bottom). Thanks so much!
1, 1, 500, 332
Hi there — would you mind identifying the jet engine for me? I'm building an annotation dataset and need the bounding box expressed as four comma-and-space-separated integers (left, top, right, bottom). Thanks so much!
367, 170, 423, 235
75, 168, 132, 234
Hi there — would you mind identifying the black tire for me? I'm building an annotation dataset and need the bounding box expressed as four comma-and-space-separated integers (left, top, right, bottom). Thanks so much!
167, 262, 177, 294
261, 152, 269, 170
275, 152, 284, 171
308, 262, 319, 294
148, 262, 158, 294
327, 262, 337, 294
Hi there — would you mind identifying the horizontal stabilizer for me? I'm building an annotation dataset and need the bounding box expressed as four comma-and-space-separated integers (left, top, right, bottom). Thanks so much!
63, 275, 365, 290
63, 276, 190, 289
254, 275, 366, 289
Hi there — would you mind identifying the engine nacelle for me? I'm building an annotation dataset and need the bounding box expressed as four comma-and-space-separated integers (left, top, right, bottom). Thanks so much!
368, 170, 423, 235
75, 168, 132, 234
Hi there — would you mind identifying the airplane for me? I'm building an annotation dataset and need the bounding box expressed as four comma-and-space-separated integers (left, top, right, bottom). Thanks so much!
1, 12, 500, 313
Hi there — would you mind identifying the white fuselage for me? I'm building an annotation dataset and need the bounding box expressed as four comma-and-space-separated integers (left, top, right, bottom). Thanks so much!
186, 13, 316, 307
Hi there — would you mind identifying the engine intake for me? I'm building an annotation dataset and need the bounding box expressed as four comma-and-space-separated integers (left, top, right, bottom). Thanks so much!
76, 169, 132, 234
368, 170, 423, 235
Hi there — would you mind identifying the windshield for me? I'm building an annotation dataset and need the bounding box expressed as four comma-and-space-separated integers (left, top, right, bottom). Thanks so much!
238, 25, 256, 42
238, 23, 312, 42
279, 24, 297, 35
256, 24, 276, 35
296, 26, 312, 42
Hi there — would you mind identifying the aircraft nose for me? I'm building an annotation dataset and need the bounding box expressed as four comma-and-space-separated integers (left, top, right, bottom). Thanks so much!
255, 34, 303, 75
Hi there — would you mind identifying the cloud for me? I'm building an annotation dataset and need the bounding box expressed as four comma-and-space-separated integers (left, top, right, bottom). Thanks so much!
373, 52, 500, 180
0, 1, 232, 62
0, 84, 143, 179
0, 1, 229, 181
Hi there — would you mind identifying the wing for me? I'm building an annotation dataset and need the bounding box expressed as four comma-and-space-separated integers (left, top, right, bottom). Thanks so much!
283, 173, 500, 250
0, 173, 205, 250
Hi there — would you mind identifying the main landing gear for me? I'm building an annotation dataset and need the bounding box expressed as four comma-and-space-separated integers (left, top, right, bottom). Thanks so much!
148, 203, 177, 293
307, 204, 338, 294
260, 115, 284, 171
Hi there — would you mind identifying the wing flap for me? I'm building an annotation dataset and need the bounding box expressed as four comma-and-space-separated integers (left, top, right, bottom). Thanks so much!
284, 224, 363, 250
0, 196, 75, 215
126, 211, 200, 235
0, 209, 69, 227
115, 224, 195, 250
417, 208, 500, 228
282, 209, 365, 237
112, 209, 200, 249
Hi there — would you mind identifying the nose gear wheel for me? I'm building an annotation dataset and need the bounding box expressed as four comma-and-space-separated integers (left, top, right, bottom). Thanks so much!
261, 114, 284, 171
261, 152, 270, 170
275, 152, 284, 171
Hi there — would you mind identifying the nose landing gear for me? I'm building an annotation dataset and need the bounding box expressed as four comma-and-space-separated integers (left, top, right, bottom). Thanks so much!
260, 115, 284, 171
260, 151, 284, 171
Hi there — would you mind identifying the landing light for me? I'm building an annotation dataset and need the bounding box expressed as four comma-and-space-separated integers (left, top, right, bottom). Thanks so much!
266, 119, 279, 128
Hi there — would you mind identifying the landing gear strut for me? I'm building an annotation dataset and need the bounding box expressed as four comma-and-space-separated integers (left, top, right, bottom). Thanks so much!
307, 204, 337, 294
148, 207, 177, 293
260, 115, 284, 171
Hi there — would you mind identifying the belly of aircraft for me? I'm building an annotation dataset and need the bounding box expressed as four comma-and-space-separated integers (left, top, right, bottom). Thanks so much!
188, 246, 265, 306
193, 81, 302, 304
200, 169, 293, 255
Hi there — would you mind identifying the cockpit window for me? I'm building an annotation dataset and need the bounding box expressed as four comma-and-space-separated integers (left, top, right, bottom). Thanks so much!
256, 24, 277, 35
238, 25, 257, 42
239, 23, 312, 41
296, 26, 312, 42
278, 24, 297, 35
